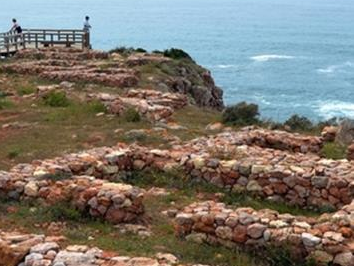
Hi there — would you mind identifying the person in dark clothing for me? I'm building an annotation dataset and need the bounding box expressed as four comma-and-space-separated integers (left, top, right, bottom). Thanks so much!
10, 18, 22, 34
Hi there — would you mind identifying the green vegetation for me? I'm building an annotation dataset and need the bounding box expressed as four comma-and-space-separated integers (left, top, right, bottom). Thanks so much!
321, 142, 346, 160
109, 46, 147, 56
222, 102, 260, 126
7, 148, 21, 159
128, 170, 320, 217
43, 91, 70, 107
124, 107, 141, 122
161, 48, 194, 61
0, 98, 13, 110
16, 85, 36, 96
284, 115, 313, 131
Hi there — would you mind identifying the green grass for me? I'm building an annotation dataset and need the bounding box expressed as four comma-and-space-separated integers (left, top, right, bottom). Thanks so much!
127, 170, 320, 217
16, 85, 36, 96
43, 91, 71, 107
0, 98, 14, 110
0, 199, 262, 266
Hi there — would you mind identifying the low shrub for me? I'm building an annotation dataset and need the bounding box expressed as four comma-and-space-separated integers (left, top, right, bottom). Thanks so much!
162, 48, 193, 61
222, 102, 260, 126
7, 148, 21, 159
87, 100, 107, 113
320, 142, 346, 160
49, 203, 82, 221
124, 107, 141, 122
284, 115, 313, 131
43, 91, 70, 107
109, 46, 147, 56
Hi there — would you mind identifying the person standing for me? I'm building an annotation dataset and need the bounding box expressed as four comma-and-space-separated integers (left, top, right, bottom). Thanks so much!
83, 16, 92, 49
83, 16, 91, 32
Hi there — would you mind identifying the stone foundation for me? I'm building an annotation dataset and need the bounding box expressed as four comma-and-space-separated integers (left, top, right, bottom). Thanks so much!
0, 230, 205, 266
175, 201, 354, 266
88, 89, 188, 122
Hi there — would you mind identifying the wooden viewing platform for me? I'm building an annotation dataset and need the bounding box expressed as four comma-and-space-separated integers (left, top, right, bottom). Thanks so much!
0, 29, 90, 57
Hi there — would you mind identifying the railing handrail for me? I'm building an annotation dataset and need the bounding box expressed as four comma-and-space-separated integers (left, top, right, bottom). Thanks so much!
0, 28, 90, 55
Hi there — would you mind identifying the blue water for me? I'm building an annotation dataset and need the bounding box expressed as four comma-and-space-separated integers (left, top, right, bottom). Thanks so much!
1, 0, 354, 121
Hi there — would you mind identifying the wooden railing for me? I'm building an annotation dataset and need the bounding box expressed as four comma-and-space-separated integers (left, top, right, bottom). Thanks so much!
0, 29, 90, 56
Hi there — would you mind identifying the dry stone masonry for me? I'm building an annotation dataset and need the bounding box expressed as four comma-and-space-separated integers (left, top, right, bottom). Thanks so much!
1, 129, 353, 212
0, 230, 206, 266
174, 201, 354, 266
0, 48, 224, 110
88, 89, 188, 122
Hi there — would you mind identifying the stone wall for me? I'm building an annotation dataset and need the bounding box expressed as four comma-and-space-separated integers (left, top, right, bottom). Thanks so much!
0, 172, 144, 224
88, 89, 188, 122
175, 201, 354, 266
0, 230, 205, 266
1, 129, 353, 211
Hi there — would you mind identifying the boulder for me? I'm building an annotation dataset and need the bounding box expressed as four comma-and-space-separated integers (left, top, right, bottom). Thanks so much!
336, 119, 354, 145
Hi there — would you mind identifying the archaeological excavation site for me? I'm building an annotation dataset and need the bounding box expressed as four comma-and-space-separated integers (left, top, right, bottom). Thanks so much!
0, 48, 353, 266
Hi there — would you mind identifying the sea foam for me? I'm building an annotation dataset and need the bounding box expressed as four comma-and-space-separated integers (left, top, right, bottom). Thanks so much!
250, 54, 295, 62
317, 61, 354, 74
317, 100, 354, 119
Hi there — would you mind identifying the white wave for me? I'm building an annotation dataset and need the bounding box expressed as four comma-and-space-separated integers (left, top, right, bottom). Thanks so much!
250, 54, 295, 62
217, 64, 236, 69
317, 61, 354, 74
316, 100, 354, 119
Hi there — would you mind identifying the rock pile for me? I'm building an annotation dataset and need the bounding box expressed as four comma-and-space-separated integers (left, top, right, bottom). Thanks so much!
175, 200, 354, 266
0, 230, 206, 266
88, 89, 188, 122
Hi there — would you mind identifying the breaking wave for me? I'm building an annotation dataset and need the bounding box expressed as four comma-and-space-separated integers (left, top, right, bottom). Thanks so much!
250, 54, 295, 62
316, 100, 354, 120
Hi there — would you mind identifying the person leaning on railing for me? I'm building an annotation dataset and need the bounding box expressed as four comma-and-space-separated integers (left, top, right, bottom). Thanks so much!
9, 18, 23, 45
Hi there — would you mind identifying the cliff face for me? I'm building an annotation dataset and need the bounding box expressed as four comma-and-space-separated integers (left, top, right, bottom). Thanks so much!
1, 48, 224, 110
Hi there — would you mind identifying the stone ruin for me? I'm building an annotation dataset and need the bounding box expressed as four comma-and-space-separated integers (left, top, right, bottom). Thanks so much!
175, 201, 354, 266
0, 230, 205, 266
88, 89, 188, 122
0, 48, 224, 110
1, 128, 354, 265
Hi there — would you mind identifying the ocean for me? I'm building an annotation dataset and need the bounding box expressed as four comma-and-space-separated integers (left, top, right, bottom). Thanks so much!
1, 0, 354, 121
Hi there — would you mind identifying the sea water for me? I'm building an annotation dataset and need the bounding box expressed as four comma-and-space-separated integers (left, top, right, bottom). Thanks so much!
1, 0, 354, 121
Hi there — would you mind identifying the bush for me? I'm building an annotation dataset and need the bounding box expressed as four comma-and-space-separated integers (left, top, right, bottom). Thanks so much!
124, 107, 141, 122
320, 142, 346, 160
222, 102, 260, 126
87, 100, 107, 113
284, 115, 313, 131
109, 46, 147, 56
162, 48, 193, 61
43, 91, 70, 107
